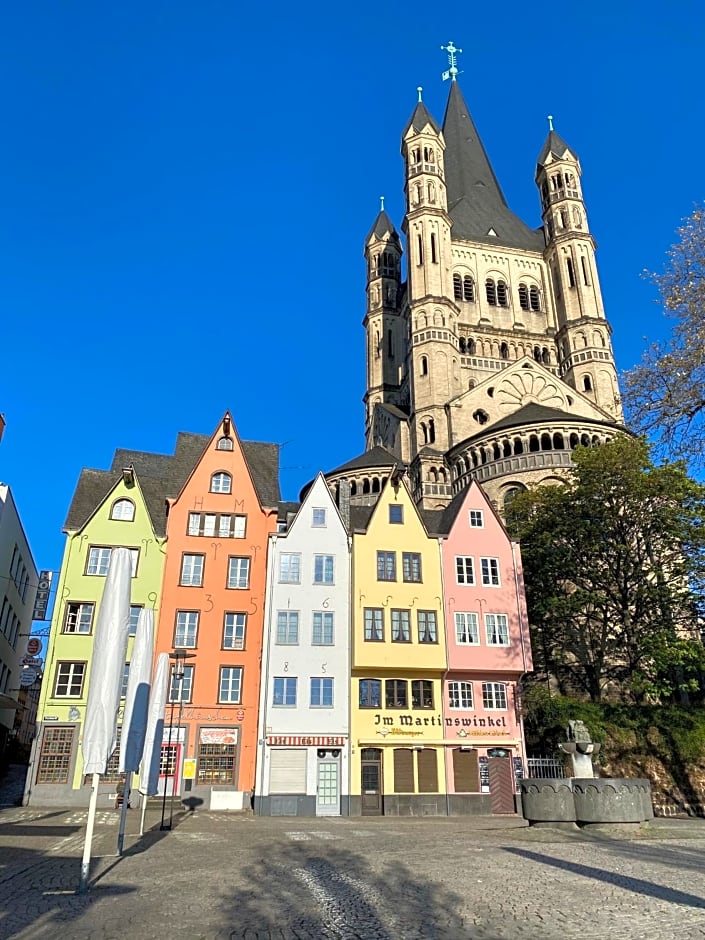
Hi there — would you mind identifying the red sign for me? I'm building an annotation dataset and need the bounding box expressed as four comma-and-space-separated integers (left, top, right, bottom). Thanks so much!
26, 638, 42, 656
266, 735, 346, 747
236, 709, 245, 721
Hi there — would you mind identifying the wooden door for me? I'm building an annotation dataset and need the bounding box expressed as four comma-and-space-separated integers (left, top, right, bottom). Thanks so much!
361, 748, 383, 815
488, 756, 515, 814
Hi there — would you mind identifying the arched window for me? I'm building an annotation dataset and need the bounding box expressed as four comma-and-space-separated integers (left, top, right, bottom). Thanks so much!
583, 375, 593, 392
217, 436, 233, 451
553, 433, 565, 450
503, 440, 512, 458
533, 346, 542, 363
569, 433, 580, 449
463, 276, 474, 302
420, 356, 428, 376
453, 273, 462, 301
518, 284, 529, 311
513, 437, 524, 455
429, 468, 437, 483
542, 348, 550, 365
467, 338, 476, 355
371, 477, 380, 493
350, 481, 357, 496
541, 433, 552, 450
211, 472, 232, 494
362, 478, 371, 494
581, 433, 591, 447
421, 423, 428, 445
485, 279, 497, 306
472, 410, 489, 425
496, 280, 508, 307
428, 182, 436, 203
529, 286, 541, 311
573, 207, 582, 228
503, 487, 523, 511
529, 435, 540, 453
111, 499, 135, 521
493, 443, 501, 460
417, 235, 423, 264
500, 342, 509, 360
430, 233, 437, 263
428, 418, 435, 444
567, 257, 576, 287
560, 209, 569, 229
438, 468, 447, 483
459, 337, 467, 354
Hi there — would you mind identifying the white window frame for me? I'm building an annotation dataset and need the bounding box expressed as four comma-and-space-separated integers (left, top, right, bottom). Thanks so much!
279, 553, 301, 584
482, 682, 508, 710
418, 610, 438, 643
54, 661, 86, 698
455, 556, 475, 585
480, 557, 501, 587
63, 602, 94, 634
448, 680, 474, 710
174, 610, 199, 648
273, 676, 297, 707
391, 609, 411, 642
364, 608, 384, 641
129, 604, 143, 637
454, 611, 479, 645
312, 611, 334, 645
219, 666, 243, 704
223, 612, 246, 650
227, 556, 250, 589
111, 499, 135, 521
310, 677, 334, 708
485, 613, 510, 646
169, 664, 194, 703
276, 610, 299, 645
468, 510, 484, 528
233, 515, 247, 538
180, 553, 205, 586
87, 546, 138, 577
211, 472, 232, 494
313, 555, 334, 584
312, 508, 327, 527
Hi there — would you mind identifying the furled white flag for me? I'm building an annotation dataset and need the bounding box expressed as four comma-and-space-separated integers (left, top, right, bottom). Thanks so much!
138, 652, 170, 796
119, 607, 154, 773
82, 548, 132, 774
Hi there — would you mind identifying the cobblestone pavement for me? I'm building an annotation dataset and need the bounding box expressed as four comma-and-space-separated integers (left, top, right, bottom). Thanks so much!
1, 807, 705, 939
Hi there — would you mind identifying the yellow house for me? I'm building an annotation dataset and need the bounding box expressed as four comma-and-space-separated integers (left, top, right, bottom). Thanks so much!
349, 476, 447, 816
30, 465, 166, 805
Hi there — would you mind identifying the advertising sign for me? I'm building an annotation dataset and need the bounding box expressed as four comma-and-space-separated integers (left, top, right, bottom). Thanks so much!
182, 759, 197, 780
19, 667, 38, 687
32, 571, 53, 621
26, 637, 42, 656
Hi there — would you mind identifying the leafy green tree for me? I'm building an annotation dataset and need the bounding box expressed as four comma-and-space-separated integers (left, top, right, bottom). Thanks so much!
506, 437, 705, 702
624, 204, 705, 465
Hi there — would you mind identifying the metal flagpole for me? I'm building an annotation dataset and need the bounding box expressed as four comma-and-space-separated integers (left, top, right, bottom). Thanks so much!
79, 773, 101, 893
139, 790, 148, 836
116, 770, 132, 856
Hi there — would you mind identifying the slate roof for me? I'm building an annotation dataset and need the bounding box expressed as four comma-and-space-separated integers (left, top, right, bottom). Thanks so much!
403, 100, 441, 136
442, 82, 544, 252
486, 402, 619, 436
64, 431, 281, 537
537, 129, 575, 169
349, 504, 375, 533
366, 210, 401, 244
326, 446, 400, 476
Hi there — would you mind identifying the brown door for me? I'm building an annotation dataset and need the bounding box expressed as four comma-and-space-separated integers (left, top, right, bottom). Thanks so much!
488, 756, 515, 814
361, 748, 383, 815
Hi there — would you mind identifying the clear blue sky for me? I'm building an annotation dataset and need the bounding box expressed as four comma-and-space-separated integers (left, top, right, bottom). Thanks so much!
1, 1, 703, 578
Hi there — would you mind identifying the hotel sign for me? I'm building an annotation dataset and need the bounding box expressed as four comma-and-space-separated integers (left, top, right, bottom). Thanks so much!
32, 571, 53, 621
266, 735, 346, 747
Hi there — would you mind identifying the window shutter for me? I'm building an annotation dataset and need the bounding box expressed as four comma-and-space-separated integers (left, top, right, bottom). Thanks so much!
269, 749, 307, 793
417, 748, 438, 793
393, 748, 414, 793
453, 749, 480, 792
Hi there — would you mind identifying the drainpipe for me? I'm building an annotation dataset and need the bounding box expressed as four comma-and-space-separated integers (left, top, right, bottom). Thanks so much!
511, 540, 530, 772
257, 534, 277, 816
437, 536, 451, 818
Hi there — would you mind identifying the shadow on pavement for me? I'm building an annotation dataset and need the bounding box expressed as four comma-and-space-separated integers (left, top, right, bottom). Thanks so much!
502, 845, 705, 909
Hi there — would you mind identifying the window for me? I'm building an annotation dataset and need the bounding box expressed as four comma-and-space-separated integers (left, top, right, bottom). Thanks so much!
386, 679, 408, 708
313, 555, 334, 584
169, 664, 194, 703
377, 551, 396, 581
567, 257, 576, 287
518, 283, 529, 311
389, 504, 404, 524
187, 512, 246, 538
279, 553, 301, 583
583, 375, 593, 392
463, 275, 474, 302
227, 556, 250, 589
455, 612, 479, 645
412, 680, 433, 709
210, 472, 232, 494
469, 510, 484, 527
216, 436, 233, 451
481, 557, 500, 586
482, 682, 508, 710
496, 280, 508, 307
418, 611, 438, 644
174, 610, 199, 648
86, 547, 112, 576
276, 611, 299, 645
360, 679, 382, 708
36, 727, 74, 784
449, 681, 474, 709
393, 749, 414, 792
312, 508, 327, 527
197, 728, 236, 785
312, 611, 334, 645
310, 677, 334, 707
402, 552, 422, 583
223, 612, 246, 649
456, 556, 475, 585
129, 605, 143, 637
120, 663, 130, 698
219, 667, 243, 703
364, 608, 384, 641
63, 602, 94, 634
453, 273, 462, 300
110, 499, 135, 521
485, 613, 510, 646
391, 609, 410, 642
180, 553, 205, 586
529, 285, 541, 311
273, 677, 297, 706
188, 512, 200, 536
54, 662, 86, 698
485, 279, 497, 306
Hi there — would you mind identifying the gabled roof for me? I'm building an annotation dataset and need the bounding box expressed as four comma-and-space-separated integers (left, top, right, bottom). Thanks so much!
366, 210, 401, 245
537, 129, 576, 169
403, 100, 441, 137
326, 445, 400, 476
442, 81, 544, 251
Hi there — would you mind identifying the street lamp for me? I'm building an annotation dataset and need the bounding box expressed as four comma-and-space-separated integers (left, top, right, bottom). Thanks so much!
159, 649, 194, 831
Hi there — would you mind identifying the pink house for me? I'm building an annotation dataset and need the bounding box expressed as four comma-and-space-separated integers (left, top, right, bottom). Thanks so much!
435, 482, 533, 814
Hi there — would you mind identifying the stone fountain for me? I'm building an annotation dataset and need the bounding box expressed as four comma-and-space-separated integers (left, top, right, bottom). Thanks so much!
520, 720, 653, 828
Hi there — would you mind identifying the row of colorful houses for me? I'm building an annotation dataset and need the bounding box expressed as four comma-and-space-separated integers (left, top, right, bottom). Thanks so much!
29, 413, 532, 816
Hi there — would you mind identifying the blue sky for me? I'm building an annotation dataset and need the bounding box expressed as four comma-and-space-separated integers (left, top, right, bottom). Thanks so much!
1, 1, 703, 579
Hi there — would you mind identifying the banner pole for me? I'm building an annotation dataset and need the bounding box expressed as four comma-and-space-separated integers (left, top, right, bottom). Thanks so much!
78, 773, 101, 893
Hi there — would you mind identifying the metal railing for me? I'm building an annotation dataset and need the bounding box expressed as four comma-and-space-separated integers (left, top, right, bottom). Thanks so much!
526, 757, 566, 779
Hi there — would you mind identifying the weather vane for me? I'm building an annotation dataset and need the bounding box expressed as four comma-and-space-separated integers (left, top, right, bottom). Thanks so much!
441, 41, 463, 82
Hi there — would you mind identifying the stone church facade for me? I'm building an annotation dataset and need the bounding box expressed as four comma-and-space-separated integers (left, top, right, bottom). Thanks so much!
347, 78, 624, 513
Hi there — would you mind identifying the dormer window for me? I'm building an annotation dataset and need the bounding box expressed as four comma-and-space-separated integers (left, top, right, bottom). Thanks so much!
211, 472, 232, 494
110, 499, 135, 521
217, 437, 233, 451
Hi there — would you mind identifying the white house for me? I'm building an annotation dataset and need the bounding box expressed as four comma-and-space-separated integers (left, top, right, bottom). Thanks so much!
255, 474, 350, 816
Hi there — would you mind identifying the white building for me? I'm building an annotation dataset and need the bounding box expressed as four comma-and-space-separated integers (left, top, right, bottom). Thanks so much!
0, 484, 38, 759
256, 474, 351, 816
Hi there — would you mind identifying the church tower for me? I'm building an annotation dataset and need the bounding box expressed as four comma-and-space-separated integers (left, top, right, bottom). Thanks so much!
358, 44, 626, 514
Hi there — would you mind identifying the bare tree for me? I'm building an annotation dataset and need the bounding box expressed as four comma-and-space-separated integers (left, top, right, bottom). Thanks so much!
624, 204, 705, 465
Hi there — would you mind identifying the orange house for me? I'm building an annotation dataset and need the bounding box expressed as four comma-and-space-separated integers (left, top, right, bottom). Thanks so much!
154, 413, 279, 810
